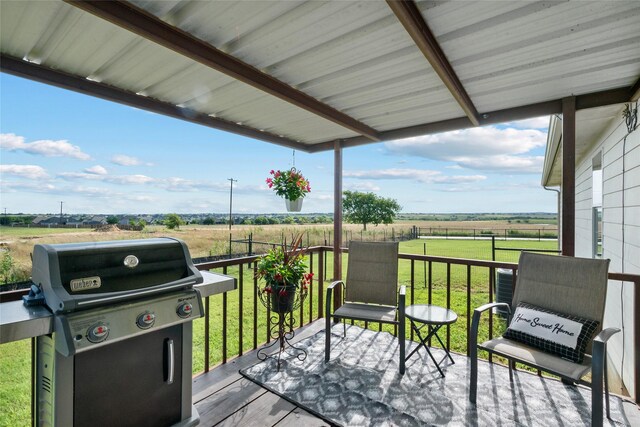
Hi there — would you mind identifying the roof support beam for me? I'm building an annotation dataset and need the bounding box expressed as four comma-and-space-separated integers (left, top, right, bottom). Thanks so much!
561, 97, 576, 257
387, 0, 480, 126
333, 140, 343, 308
309, 86, 634, 152
0, 54, 307, 151
66, 0, 381, 141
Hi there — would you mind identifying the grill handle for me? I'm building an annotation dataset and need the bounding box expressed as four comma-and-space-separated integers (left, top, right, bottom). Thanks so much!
165, 338, 174, 385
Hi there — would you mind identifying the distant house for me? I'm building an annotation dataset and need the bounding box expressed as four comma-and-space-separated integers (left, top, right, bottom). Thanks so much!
32, 216, 65, 226
84, 216, 107, 226
66, 216, 84, 226
542, 103, 639, 398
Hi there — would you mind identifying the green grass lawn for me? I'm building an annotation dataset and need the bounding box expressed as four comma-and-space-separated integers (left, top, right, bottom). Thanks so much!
0, 225, 95, 238
0, 238, 556, 425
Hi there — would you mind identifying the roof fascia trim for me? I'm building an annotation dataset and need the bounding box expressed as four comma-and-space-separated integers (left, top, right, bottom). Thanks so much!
0, 54, 309, 151
309, 86, 633, 152
66, 0, 381, 142
541, 115, 562, 187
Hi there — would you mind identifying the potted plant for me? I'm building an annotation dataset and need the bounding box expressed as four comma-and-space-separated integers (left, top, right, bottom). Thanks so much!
256, 234, 312, 313
266, 168, 311, 212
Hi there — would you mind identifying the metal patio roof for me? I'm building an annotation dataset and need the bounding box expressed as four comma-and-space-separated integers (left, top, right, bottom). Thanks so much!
1, 0, 639, 152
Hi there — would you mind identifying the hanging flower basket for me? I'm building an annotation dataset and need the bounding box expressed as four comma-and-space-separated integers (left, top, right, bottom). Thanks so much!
266, 168, 310, 212
285, 198, 303, 212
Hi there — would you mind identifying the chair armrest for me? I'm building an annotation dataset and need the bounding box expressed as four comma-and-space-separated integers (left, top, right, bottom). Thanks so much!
593, 327, 621, 344
471, 302, 511, 343
326, 281, 344, 318
474, 302, 511, 316
327, 280, 344, 291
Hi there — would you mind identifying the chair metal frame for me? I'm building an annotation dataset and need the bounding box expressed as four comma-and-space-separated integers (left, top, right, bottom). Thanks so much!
469, 253, 620, 427
324, 241, 406, 374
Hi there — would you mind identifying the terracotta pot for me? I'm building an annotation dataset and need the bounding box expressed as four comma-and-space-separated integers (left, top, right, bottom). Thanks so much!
285, 198, 303, 212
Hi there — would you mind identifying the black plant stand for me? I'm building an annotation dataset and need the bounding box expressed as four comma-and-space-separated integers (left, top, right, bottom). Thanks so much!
257, 287, 308, 370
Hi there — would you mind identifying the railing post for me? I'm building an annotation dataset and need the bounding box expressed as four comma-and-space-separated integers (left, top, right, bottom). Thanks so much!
238, 264, 243, 356
318, 248, 324, 319
492, 235, 496, 261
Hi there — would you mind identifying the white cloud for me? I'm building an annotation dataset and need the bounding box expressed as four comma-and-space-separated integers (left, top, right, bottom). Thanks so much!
0, 133, 91, 160
385, 125, 547, 174
111, 154, 152, 166
0, 164, 49, 179
345, 168, 486, 185
453, 155, 544, 173
58, 172, 155, 185
344, 181, 381, 192
1, 181, 56, 193
84, 165, 108, 175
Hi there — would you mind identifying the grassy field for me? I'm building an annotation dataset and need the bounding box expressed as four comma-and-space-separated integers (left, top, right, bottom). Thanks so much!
0, 225, 557, 426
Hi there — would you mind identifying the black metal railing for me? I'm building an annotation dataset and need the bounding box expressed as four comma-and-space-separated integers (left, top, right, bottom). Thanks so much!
1, 246, 638, 426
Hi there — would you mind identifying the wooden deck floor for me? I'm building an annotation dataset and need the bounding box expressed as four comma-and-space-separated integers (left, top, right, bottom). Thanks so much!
191, 320, 329, 427
191, 320, 640, 427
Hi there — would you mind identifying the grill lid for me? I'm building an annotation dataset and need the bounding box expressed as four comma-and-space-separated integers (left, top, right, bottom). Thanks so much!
32, 238, 203, 313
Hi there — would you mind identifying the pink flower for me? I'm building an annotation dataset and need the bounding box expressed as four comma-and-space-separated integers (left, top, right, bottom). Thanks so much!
274, 273, 283, 281
279, 289, 288, 297
274, 171, 281, 178
306, 184, 311, 192
270, 169, 275, 175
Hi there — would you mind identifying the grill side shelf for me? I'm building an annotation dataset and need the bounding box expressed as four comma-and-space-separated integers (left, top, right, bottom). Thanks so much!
0, 300, 53, 343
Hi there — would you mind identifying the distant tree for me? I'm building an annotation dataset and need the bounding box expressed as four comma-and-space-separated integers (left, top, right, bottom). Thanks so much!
106, 215, 119, 225
282, 216, 295, 224
164, 213, 185, 230
267, 217, 280, 225
254, 216, 268, 225
342, 191, 401, 231
130, 219, 146, 230
202, 217, 215, 225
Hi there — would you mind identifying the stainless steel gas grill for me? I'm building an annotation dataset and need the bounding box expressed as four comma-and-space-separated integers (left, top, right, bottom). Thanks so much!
0, 238, 235, 427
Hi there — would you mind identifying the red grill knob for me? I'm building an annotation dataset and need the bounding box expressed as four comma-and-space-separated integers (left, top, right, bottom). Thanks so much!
177, 302, 193, 318
87, 323, 109, 343
136, 312, 156, 329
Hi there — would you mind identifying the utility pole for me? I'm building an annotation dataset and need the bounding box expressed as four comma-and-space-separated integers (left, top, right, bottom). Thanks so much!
60, 201, 64, 223
228, 178, 237, 256
227, 178, 237, 230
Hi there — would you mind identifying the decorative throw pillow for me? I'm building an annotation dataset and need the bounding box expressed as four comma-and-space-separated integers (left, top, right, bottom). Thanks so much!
503, 302, 599, 363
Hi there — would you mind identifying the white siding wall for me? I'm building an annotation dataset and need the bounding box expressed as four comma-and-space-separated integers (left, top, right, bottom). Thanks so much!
574, 115, 639, 398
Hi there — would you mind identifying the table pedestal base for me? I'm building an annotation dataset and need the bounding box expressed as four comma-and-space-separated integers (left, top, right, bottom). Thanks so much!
406, 321, 455, 377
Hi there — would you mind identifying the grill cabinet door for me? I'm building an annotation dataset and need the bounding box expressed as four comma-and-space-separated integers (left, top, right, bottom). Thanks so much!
74, 325, 183, 427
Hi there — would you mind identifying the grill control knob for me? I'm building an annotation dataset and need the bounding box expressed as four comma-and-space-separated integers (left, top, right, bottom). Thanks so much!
136, 312, 156, 329
176, 302, 193, 318
87, 323, 109, 343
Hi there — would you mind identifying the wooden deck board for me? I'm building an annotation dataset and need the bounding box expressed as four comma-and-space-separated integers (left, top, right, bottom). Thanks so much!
214, 392, 297, 426
275, 407, 331, 427
193, 319, 326, 426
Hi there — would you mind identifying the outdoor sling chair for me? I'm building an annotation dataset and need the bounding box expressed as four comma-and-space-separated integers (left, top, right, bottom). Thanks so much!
469, 251, 619, 427
325, 241, 406, 374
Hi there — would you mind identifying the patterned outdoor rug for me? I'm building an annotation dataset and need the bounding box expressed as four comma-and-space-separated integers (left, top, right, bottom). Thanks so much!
240, 325, 632, 426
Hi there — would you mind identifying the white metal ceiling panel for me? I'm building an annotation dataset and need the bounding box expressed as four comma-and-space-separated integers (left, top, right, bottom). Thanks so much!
420, 1, 640, 113
131, 0, 462, 135
0, 0, 358, 144
2, 0, 638, 149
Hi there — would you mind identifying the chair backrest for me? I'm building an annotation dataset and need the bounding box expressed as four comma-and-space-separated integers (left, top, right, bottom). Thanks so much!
345, 241, 399, 306
513, 252, 610, 352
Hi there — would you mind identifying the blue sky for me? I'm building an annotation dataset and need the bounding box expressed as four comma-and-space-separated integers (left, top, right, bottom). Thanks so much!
1, 73, 555, 215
